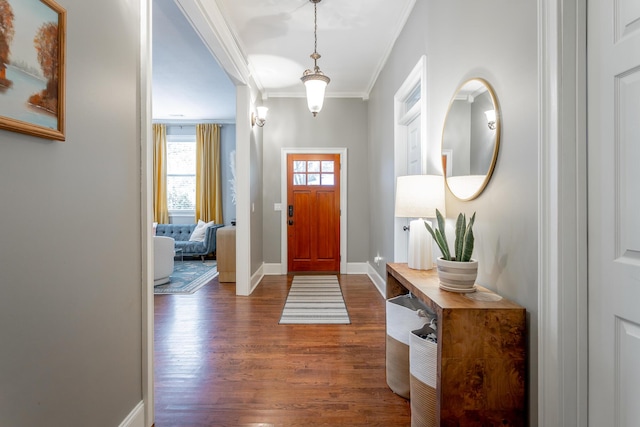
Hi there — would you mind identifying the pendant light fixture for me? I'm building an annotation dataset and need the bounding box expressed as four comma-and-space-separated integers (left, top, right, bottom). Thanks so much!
300, 0, 330, 117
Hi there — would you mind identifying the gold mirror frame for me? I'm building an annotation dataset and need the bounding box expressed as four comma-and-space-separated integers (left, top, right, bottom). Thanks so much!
441, 78, 500, 201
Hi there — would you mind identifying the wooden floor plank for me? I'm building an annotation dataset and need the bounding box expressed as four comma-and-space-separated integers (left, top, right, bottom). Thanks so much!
154, 274, 411, 426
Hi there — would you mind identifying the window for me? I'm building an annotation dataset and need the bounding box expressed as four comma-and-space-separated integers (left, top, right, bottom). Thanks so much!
166, 136, 196, 211
292, 160, 335, 186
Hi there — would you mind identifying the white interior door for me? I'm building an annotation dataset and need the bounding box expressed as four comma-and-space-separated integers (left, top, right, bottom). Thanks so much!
407, 117, 422, 175
395, 117, 422, 262
588, 0, 640, 425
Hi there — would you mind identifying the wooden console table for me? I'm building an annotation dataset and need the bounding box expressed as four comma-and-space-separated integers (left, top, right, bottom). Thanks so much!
386, 263, 526, 426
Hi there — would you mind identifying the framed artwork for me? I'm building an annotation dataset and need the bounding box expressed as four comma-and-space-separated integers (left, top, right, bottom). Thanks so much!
0, 0, 66, 141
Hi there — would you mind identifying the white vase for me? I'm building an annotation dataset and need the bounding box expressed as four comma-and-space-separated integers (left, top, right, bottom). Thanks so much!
436, 257, 478, 293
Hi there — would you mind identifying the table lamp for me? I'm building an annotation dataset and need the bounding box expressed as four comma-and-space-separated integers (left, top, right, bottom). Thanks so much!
395, 175, 446, 270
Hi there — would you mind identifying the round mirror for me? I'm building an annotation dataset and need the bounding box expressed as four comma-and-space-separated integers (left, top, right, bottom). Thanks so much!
441, 78, 500, 201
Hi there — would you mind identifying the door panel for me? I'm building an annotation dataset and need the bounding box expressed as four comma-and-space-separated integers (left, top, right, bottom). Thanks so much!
287, 153, 340, 272
588, 0, 640, 424
316, 190, 337, 260
291, 191, 311, 260
407, 117, 421, 175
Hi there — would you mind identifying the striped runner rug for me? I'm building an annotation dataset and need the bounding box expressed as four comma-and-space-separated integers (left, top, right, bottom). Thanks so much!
279, 275, 350, 324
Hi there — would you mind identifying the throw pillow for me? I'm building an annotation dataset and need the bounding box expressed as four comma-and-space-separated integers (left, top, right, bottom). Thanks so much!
189, 220, 214, 242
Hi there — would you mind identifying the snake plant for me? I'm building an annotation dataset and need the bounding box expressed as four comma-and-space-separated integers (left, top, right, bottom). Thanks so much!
424, 209, 476, 262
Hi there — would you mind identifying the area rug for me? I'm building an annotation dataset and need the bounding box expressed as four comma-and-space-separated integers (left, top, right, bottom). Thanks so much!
154, 260, 218, 295
279, 275, 350, 324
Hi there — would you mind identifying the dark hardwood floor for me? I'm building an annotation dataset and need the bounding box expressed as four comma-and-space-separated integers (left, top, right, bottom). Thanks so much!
154, 274, 411, 426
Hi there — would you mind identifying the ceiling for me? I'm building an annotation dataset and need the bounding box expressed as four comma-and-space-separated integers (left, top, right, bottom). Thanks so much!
152, 0, 416, 121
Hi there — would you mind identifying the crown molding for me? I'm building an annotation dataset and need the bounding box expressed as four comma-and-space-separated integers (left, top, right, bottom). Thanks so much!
174, 0, 257, 90
364, 0, 417, 98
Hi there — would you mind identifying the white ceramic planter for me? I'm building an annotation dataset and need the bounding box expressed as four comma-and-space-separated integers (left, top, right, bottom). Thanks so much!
436, 257, 478, 293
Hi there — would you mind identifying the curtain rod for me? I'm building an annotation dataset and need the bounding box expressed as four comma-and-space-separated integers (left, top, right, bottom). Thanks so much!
152, 119, 236, 126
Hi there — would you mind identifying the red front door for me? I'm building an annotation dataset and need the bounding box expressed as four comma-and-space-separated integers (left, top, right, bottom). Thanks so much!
287, 153, 340, 272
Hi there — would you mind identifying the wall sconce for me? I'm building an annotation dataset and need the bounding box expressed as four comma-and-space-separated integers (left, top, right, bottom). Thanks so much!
252, 106, 268, 127
395, 175, 446, 270
484, 109, 496, 130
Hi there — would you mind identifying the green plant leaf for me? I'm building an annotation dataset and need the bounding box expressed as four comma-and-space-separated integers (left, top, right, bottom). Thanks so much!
424, 221, 437, 240
434, 228, 451, 260
461, 227, 474, 262
467, 212, 476, 232
426, 220, 449, 259
460, 212, 476, 262
435, 209, 450, 258
455, 213, 465, 261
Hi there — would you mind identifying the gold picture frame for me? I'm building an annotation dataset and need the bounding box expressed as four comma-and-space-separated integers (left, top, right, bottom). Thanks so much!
0, 0, 66, 141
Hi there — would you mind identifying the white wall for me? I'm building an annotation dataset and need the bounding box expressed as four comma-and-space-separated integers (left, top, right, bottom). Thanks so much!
0, 0, 144, 425
367, 0, 539, 424
261, 97, 370, 266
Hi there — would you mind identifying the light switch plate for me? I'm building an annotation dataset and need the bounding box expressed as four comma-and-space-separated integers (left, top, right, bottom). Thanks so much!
274, 203, 282, 211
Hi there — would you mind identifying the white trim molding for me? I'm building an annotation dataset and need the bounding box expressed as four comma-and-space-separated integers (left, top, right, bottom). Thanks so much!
364, 0, 417, 97
250, 264, 265, 294
393, 56, 428, 263
538, 0, 588, 425
367, 262, 386, 298
346, 263, 369, 274
263, 262, 370, 277
174, 0, 253, 87
139, 0, 154, 424
119, 401, 145, 427
263, 263, 283, 275
280, 148, 349, 275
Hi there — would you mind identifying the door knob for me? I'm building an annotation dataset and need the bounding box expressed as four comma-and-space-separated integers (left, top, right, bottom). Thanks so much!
288, 220, 294, 226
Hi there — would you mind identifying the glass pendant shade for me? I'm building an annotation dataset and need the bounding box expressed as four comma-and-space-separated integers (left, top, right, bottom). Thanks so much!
300, 0, 330, 117
301, 73, 330, 116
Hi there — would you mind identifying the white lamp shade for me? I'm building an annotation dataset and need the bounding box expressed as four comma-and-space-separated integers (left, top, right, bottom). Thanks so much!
304, 78, 328, 114
395, 175, 446, 219
257, 106, 268, 120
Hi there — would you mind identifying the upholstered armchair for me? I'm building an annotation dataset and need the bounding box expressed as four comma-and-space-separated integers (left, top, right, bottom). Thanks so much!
154, 236, 175, 286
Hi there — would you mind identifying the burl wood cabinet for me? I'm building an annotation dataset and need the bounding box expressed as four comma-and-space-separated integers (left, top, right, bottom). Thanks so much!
386, 263, 526, 426
217, 226, 236, 283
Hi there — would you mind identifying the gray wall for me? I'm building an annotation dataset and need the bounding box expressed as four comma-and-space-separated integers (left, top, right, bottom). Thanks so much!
250, 120, 263, 274
0, 0, 143, 425
367, 0, 539, 424
262, 97, 369, 265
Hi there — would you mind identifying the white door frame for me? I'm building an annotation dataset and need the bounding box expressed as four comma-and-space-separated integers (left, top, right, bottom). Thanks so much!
537, 0, 588, 425
140, 0, 154, 424
393, 56, 428, 262
280, 148, 348, 275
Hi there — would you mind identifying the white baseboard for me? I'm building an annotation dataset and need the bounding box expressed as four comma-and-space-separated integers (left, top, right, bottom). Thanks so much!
262, 262, 371, 276
263, 263, 284, 275
119, 401, 145, 427
367, 262, 386, 298
250, 264, 264, 294
345, 262, 368, 274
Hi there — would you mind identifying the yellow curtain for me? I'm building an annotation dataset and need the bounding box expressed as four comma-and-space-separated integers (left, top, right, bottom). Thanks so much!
195, 123, 223, 224
153, 124, 169, 224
